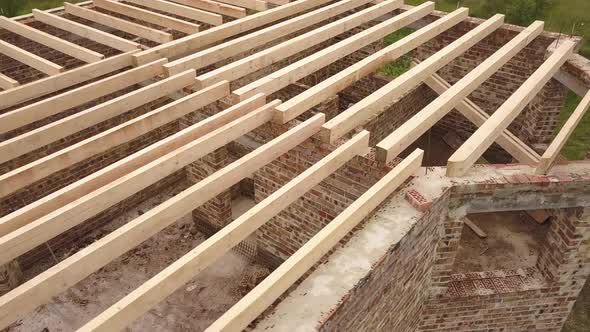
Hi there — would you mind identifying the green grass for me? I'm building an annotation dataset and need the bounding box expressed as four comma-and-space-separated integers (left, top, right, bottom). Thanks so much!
555, 92, 590, 160
0, 1, 85, 17
379, 27, 416, 77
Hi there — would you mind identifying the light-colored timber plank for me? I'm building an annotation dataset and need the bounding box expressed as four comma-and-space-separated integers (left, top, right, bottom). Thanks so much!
0, 69, 195, 164
0, 99, 279, 268
0, 102, 317, 331
82, 118, 359, 332
0, 73, 19, 90
133, 0, 334, 65
0, 94, 265, 238
165, 0, 377, 75
0, 50, 137, 110
0, 39, 64, 75
93, 0, 201, 33
275, 7, 468, 123
464, 218, 486, 238
125, 0, 223, 26
232, 0, 433, 102
266, 0, 289, 5
0, 15, 104, 63
196, 0, 424, 89
422, 67, 541, 164
0, 81, 229, 201
65, 2, 173, 43
33, 9, 140, 51
535, 88, 590, 174
169, 0, 246, 19
376, 21, 544, 164
320, 14, 504, 144
0, 58, 167, 134
446, 41, 575, 177
214, 0, 268, 11
209, 148, 424, 331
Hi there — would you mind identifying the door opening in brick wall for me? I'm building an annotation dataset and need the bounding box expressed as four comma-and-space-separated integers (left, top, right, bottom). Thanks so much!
451, 210, 551, 274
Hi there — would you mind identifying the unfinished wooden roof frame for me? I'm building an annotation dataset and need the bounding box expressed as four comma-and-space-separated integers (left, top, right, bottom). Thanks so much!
0, 0, 589, 331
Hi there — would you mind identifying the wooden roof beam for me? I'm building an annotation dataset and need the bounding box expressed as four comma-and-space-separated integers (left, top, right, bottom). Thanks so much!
0, 58, 167, 134
232, 0, 434, 103
0, 67, 195, 164
446, 40, 575, 177
0, 103, 318, 330
215, 0, 268, 11
64, 2, 173, 44
0, 16, 105, 63
421, 66, 541, 164
275, 7, 468, 123
0, 81, 229, 201
0, 94, 264, 239
165, 0, 378, 75
0, 50, 137, 111
320, 13, 504, 144
32, 9, 140, 51
125, 0, 223, 26
0, 39, 64, 75
81, 117, 357, 332
376, 21, 544, 164
93, 0, 201, 34
195, 0, 425, 89
169, 0, 246, 19
209, 148, 424, 332
535, 88, 590, 174
0, 73, 19, 90
133, 0, 335, 65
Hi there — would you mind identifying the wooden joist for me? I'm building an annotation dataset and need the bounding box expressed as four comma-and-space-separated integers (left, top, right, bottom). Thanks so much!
0, 99, 278, 268
165, 0, 377, 75
0, 38, 64, 75
0, 73, 19, 90
0, 50, 137, 111
0, 58, 167, 135
169, 0, 246, 19
422, 68, 541, 164
215, 0, 268, 11
125, 0, 223, 25
133, 0, 334, 65
376, 21, 544, 164
81, 118, 360, 332
320, 14, 504, 144
0, 105, 319, 331
93, 0, 201, 33
0, 68, 195, 164
195, 0, 421, 89
209, 148, 424, 332
274, 7, 468, 123
232, 0, 433, 102
535, 88, 590, 174
32, 9, 140, 51
0, 15, 105, 63
464, 218, 486, 238
446, 40, 575, 177
0, 94, 265, 239
0, 81, 229, 201
64, 2, 173, 44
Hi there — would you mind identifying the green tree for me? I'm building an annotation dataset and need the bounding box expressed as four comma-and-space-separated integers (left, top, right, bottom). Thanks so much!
0, 0, 25, 17
506, 0, 537, 25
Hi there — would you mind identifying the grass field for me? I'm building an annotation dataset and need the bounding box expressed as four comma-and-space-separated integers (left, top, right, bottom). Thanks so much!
0, 1, 84, 17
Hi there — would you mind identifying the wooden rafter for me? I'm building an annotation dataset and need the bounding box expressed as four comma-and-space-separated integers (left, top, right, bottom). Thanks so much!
195, 0, 422, 89
209, 148, 424, 332
0, 81, 229, 201
0, 50, 137, 110
376, 21, 544, 164
446, 40, 575, 176
0, 38, 64, 75
0, 68, 195, 164
0, 73, 19, 90
64, 2, 173, 44
320, 14, 504, 144
165, 0, 378, 75
274, 7, 469, 123
169, 0, 246, 19
124, 0, 223, 26
32, 9, 140, 51
231, 0, 434, 102
93, 0, 201, 33
0, 15, 104, 63
215, 0, 268, 11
